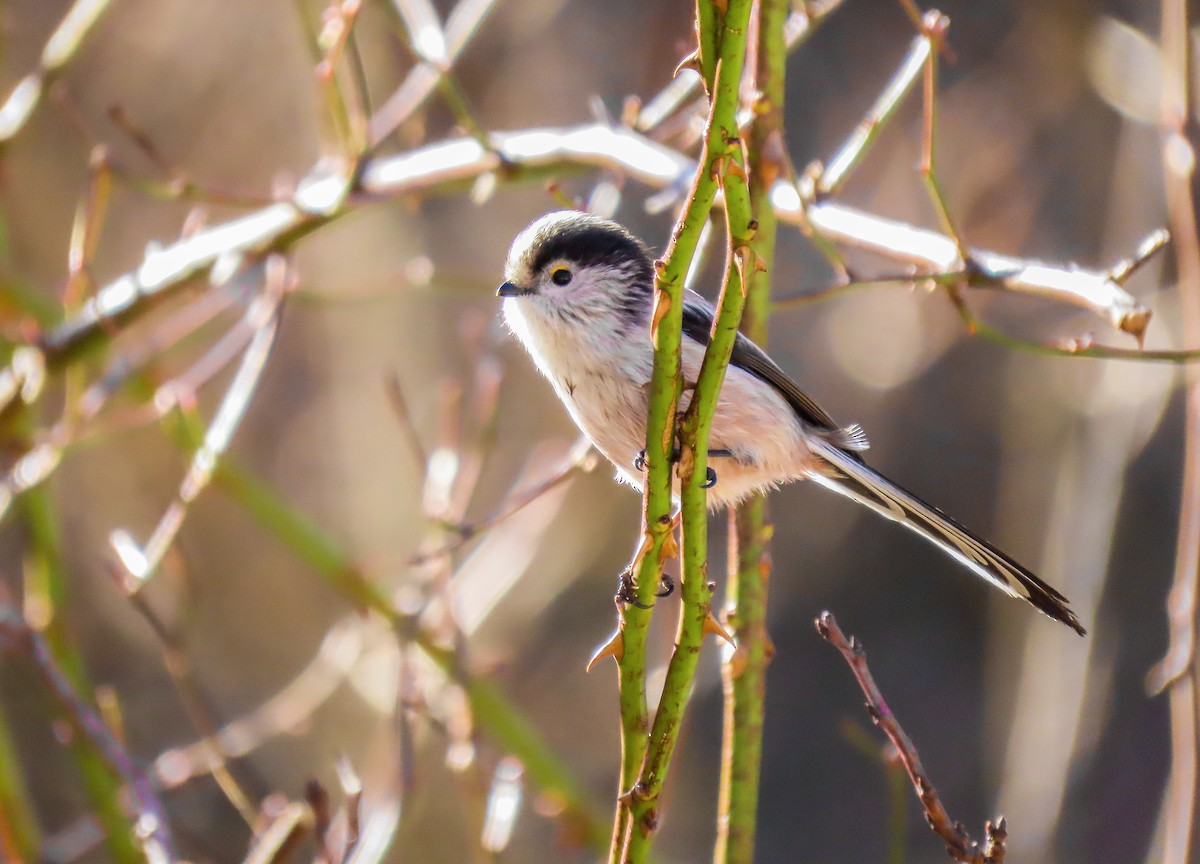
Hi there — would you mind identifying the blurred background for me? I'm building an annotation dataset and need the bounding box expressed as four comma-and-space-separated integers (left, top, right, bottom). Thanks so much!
0, 0, 1184, 861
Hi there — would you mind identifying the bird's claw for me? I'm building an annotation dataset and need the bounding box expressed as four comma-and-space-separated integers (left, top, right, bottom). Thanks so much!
656, 575, 675, 598
636, 447, 732, 476
616, 569, 655, 609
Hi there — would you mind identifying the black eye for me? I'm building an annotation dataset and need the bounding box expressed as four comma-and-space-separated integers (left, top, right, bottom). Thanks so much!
550, 266, 572, 286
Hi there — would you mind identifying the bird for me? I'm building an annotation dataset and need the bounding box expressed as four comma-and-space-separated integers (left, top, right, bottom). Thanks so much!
497, 210, 1084, 635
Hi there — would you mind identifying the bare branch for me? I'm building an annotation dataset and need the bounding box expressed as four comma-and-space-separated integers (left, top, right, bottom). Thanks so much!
110, 259, 290, 588
368, 0, 501, 146
815, 612, 1006, 864
0, 607, 176, 863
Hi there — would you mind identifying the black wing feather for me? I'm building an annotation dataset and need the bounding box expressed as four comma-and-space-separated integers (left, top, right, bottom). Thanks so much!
681, 291, 841, 433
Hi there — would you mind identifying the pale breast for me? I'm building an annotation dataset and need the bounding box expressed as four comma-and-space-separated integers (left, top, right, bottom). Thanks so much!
504, 298, 817, 506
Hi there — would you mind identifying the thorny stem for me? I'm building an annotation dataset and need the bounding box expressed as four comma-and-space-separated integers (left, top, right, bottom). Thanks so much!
609, 0, 739, 852
714, 0, 785, 859
618, 1, 755, 859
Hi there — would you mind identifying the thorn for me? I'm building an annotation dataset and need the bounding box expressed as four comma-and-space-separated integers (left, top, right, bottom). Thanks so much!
587, 629, 624, 672
659, 531, 679, 564
814, 613, 830, 639
650, 287, 672, 346
727, 641, 751, 677
673, 49, 701, 77
703, 611, 736, 647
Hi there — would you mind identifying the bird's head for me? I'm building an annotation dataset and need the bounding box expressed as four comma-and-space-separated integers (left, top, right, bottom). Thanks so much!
498, 211, 655, 330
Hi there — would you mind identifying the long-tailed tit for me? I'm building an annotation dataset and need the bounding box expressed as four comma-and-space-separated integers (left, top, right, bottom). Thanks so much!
497, 210, 1083, 634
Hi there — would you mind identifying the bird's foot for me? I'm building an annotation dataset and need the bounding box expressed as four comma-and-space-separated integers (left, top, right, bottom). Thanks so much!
616, 569, 655, 609
634, 447, 734, 481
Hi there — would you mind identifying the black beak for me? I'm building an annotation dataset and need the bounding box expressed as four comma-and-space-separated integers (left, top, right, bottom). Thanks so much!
497, 281, 532, 297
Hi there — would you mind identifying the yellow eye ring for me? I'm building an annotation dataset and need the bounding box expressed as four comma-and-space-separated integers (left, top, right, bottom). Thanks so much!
549, 266, 573, 286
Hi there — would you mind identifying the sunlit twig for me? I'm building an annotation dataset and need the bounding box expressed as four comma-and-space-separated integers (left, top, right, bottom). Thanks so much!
110, 260, 290, 588
368, 0, 501, 146
0, 0, 112, 142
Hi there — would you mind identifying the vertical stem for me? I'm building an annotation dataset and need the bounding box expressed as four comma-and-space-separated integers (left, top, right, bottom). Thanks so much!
21, 488, 143, 864
694, 0, 720, 92
1158, 1, 1200, 862
714, 1, 784, 861
616, 1, 755, 859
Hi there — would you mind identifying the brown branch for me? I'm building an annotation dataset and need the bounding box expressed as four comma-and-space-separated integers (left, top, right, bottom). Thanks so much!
815, 612, 1006, 864
1151, 2, 1200, 863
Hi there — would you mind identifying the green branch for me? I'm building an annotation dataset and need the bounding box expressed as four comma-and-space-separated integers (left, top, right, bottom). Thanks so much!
715, 1, 787, 860
613, 1, 756, 860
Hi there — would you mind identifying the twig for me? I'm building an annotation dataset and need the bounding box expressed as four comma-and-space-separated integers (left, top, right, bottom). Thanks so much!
815, 612, 1006, 864
109, 258, 289, 589
120, 584, 259, 827
915, 12, 969, 263
383, 0, 494, 151
243, 801, 312, 864
153, 617, 364, 791
384, 373, 431, 471
193, 455, 609, 850
0, 0, 112, 142
20, 488, 146, 864
368, 0, 501, 146
817, 31, 930, 197
406, 435, 596, 567
312, 0, 369, 158
0, 606, 176, 863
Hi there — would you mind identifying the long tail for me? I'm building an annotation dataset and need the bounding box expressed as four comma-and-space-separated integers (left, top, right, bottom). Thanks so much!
805, 438, 1085, 635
